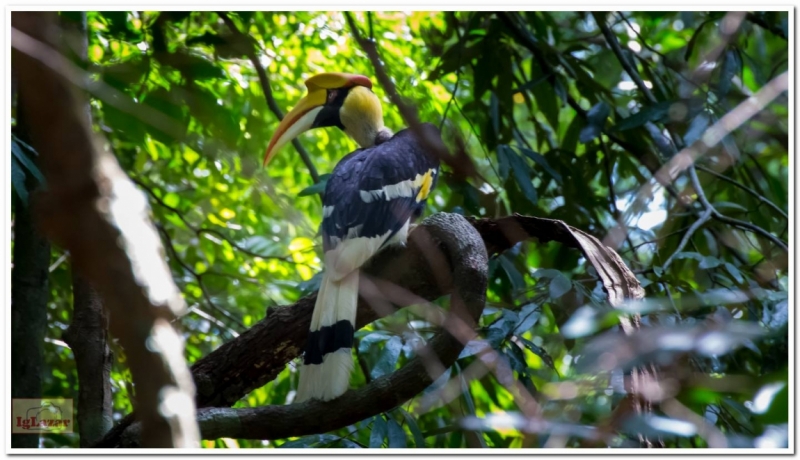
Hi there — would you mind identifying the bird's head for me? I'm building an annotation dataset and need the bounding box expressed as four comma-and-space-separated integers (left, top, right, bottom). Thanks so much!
264, 72, 386, 166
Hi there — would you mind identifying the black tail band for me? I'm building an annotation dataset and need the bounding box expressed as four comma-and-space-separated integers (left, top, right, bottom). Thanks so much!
303, 320, 354, 365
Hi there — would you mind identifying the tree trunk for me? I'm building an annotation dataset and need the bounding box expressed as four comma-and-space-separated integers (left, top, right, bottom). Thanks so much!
64, 273, 113, 447
10, 104, 50, 448
58, 11, 114, 447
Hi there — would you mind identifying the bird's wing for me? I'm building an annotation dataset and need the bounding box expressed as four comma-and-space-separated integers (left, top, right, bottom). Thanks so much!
320, 125, 440, 279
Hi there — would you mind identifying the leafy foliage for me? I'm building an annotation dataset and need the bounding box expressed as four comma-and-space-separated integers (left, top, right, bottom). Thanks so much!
15, 10, 789, 449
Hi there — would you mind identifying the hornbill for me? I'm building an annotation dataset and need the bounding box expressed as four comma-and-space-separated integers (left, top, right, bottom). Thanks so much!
265, 72, 441, 401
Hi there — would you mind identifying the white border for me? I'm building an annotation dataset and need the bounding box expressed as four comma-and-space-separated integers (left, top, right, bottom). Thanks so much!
4, 3, 795, 457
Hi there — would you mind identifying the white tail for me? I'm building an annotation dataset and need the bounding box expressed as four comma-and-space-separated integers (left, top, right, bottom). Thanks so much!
295, 269, 359, 402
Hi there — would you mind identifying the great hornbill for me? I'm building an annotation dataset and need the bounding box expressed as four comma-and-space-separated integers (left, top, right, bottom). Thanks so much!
265, 72, 441, 401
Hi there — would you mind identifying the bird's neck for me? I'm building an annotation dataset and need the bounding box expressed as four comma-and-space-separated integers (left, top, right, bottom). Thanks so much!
349, 124, 393, 148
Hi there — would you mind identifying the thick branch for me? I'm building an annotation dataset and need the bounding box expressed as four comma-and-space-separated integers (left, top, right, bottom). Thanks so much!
60, 13, 114, 446
120, 213, 489, 443
96, 212, 643, 447
12, 12, 199, 448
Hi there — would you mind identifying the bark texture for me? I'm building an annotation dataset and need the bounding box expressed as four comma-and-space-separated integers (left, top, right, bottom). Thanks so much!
64, 273, 113, 447
97, 211, 644, 446
58, 12, 114, 447
10, 73, 50, 450
12, 11, 199, 448
11, 194, 50, 449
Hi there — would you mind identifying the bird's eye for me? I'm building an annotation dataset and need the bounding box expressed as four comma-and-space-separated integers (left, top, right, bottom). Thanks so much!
327, 89, 338, 104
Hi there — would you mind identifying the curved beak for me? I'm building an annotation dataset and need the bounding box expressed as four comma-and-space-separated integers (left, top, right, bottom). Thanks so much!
263, 88, 326, 166
263, 73, 373, 167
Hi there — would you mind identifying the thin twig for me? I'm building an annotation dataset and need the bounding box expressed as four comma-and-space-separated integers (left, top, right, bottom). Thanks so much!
131, 176, 302, 263
696, 164, 788, 220
344, 12, 481, 182
689, 161, 787, 252
661, 207, 713, 271
217, 11, 320, 183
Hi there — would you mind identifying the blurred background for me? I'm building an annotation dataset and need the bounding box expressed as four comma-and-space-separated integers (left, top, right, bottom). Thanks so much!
10, 11, 789, 449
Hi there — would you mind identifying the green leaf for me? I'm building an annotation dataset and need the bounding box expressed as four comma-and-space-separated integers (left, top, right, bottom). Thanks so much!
103, 103, 147, 144
518, 336, 557, 371
505, 342, 528, 374
11, 156, 29, 205
684, 112, 710, 145
724, 262, 745, 284
519, 147, 562, 183
684, 19, 711, 62
11, 137, 45, 185
371, 336, 402, 379
513, 303, 541, 335
698, 256, 722, 269
506, 147, 538, 204
548, 273, 571, 299
358, 331, 390, 353
386, 417, 407, 448
369, 415, 387, 448
578, 101, 610, 143
398, 408, 426, 447
530, 61, 559, 129
279, 434, 339, 448
717, 48, 741, 97
498, 253, 525, 294
562, 115, 584, 153
186, 32, 227, 47
496, 145, 511, 181
297, 174, 331, 197
336, 439, 363, 448
613, 101, 674, 131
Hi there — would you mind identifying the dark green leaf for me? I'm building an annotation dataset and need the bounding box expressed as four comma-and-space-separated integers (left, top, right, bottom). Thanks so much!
358, 331, 390, 354
684, 112, 710, 145
279, 434, 339, 448
11, 138, 45, 185
506, 147, 538, 204
579, 101, 611, 143
371, 336, 402, 379
518, 336, 557, 371
530, 61, 559, 129
684, 19, 711, 62
549, 273, 572, 299
724, 262, 745, 284
562, 115, 584, 153
513, 303, 541, 335
398, 408, 426, 448
370, 415, 387, 448
386, 417, 407, 448
505, 342, 528, 374
496, 145, 511, 181
298, 174, 331, 197
698, 256, 722, 269
11, 156, 29, 205
519, 147, 562, 183
717, 48, 741, 97
613, 101, 674, 131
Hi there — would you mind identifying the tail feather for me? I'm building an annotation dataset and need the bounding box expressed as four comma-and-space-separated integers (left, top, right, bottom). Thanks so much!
295, 269, 359, 402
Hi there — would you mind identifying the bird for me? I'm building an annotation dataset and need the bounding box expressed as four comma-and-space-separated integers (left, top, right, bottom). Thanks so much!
264, 72, 441, 401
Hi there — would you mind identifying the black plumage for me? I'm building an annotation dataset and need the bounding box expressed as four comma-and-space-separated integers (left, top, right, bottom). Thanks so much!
320, 123, 441, 251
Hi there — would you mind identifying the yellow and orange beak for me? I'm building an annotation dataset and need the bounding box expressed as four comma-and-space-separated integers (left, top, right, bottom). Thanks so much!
263, 72, 373, 166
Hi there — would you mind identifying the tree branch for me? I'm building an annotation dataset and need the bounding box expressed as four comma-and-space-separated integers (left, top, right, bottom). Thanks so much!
696, 164, 788, 220
12, 12, 199, 448
344, 12, 480, 183
96, 211, 644, 446
217, 11, 320, 183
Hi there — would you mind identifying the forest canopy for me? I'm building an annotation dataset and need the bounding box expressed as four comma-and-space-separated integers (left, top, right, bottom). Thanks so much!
10, 10, 790, 449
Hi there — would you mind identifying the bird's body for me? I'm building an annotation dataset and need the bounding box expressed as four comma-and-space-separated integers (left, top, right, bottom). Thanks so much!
264, 72, 441, 402
297, 125, 440, 401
